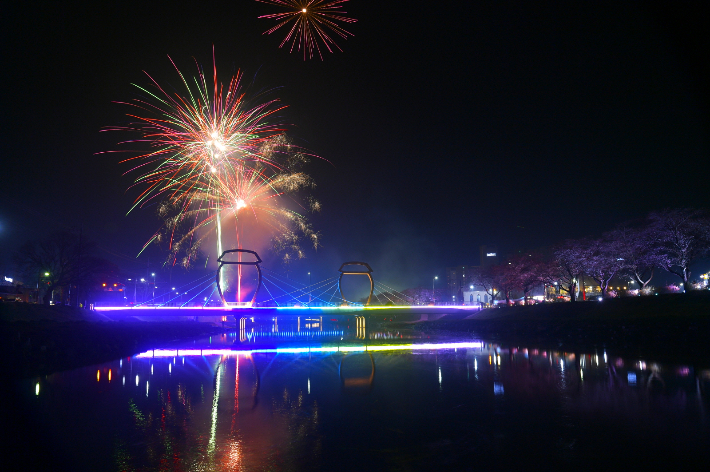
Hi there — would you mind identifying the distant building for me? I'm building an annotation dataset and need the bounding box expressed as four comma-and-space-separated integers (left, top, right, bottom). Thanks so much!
479, 245, 499, 268
446, 265, 476, 304
462, 286, 489, 306
446, 245, 499, 304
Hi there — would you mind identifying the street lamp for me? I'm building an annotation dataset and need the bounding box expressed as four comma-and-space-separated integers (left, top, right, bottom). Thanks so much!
130, 278, 138, 305
151, 273, 156, 300
36, 271, 50, 304
433, 276, 438, 305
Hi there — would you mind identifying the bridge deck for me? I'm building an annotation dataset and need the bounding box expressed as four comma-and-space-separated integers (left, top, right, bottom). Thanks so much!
93, 305, 482, 317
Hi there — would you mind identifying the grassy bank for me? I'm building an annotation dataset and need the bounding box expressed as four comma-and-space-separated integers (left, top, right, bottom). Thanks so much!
0, 304, 223, 379
411, 291, 710, 364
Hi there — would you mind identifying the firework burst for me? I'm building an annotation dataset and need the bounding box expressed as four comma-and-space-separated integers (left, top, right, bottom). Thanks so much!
154, 158, 320, 268
107, 54, 321, 271
257, 0, 357, 60
108, 56, 288, 214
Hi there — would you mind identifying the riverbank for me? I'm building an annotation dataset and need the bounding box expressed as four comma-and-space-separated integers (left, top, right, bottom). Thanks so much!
3, 292, 709, 378
0, 304, 223, 379
409, 291, 710, 364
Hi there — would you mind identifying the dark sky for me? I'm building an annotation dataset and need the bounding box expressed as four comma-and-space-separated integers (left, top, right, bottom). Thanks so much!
1, 1, 708, 290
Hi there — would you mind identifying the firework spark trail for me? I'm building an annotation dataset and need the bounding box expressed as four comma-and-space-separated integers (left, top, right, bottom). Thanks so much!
154, 162, 320, 266
257, 0, 357, 60
120, 80, 286, 212
106, 54, 322, 295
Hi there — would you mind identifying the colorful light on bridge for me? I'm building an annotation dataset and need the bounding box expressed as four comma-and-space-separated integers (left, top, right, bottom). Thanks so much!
135, 341, 484, 358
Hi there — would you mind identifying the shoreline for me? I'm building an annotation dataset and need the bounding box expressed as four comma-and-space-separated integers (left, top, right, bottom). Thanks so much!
3, 292, 709, 378
1, 304, 224, 379
403, 291, 710, 365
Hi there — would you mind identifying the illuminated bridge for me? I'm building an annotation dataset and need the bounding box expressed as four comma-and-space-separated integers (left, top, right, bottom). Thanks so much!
94, 252, 484, 321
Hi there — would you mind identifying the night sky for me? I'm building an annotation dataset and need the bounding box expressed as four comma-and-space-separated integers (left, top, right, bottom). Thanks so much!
2, 1, 708, 290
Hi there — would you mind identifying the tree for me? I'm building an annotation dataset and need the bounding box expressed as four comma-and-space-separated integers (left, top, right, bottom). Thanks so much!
469, 266, 500, 306
401, 287, 441, 305
647, 208, 710, 291
611, 224, 658, 291
508, 252, 550, 304
73, 255, 121, 306
491, 263, 518, 305
13, 231, 118, 305
582, 235, 625, 297
553, 239, 589, 302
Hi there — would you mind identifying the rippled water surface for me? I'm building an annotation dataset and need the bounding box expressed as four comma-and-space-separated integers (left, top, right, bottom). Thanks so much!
9, 316, 710, 470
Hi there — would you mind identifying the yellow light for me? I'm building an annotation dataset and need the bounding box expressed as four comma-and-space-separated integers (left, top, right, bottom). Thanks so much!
97, 370, 100, 382
108, 369, 112, 382
302, 8, 307, 13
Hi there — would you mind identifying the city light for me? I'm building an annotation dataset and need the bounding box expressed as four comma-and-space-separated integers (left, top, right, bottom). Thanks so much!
433, 276, 438, 304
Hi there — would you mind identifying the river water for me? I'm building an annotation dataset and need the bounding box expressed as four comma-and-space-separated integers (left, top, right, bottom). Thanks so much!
8, 315, 710, 470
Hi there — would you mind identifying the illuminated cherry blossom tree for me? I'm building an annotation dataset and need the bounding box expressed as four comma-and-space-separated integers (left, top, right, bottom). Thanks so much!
647, 208, 710, 291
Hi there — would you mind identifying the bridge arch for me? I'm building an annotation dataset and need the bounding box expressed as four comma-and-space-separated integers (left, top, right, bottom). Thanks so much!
338, 261, 374, 306
216, 249, 263, 307
339, 352, 376, 394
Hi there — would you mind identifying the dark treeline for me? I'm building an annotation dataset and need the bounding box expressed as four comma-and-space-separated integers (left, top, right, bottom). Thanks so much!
359, 208, 710, 307
12, 231, 120, 306
469, 208, 710, 304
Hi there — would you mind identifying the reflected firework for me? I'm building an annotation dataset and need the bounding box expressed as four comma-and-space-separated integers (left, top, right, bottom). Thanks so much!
257, 0, 357, 60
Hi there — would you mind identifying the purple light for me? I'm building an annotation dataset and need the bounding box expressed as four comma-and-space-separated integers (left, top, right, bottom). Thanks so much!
94, 305, 483, 312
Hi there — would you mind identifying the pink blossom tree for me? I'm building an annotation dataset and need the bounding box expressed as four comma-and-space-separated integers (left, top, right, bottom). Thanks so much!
609, 224, 658, 291
582, 235, 625, 297
553, 239, 589, 302
647, 208, 710, 291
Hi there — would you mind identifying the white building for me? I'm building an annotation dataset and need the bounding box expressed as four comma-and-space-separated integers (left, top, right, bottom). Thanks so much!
461, 285, 490, 306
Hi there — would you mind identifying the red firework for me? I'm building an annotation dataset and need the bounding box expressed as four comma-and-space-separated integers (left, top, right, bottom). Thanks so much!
257, 0, 357, 60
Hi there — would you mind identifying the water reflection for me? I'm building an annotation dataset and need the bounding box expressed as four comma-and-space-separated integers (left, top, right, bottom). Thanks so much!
17, 318, 710, 470
232, 314, 414, 345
